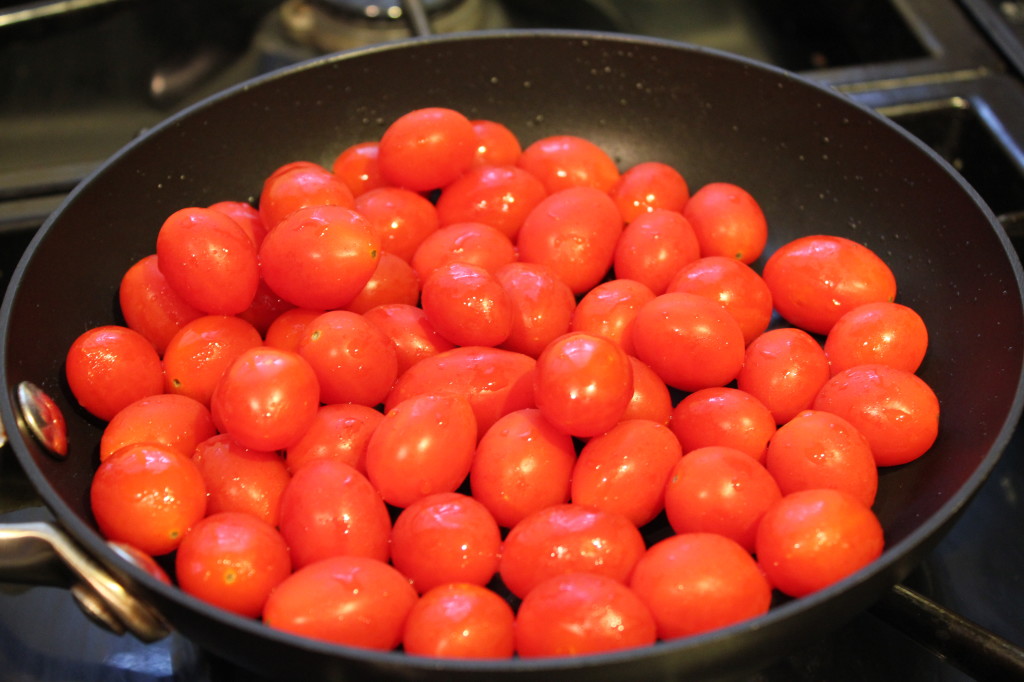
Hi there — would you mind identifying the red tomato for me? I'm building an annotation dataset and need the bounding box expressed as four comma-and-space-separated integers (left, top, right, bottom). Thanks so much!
344, 251, 420, 315
403, 583, 516, 659
669, 386, 776, 462
631, 292, 746, 392
362, 303, 456, 376
762, 234, 897, 335
65, 325, 164, 421
629, 532, 772, 639
411, 221, 518, 282
156, 206, 260, 315
765, 409, 878, 507
813, 363, 940, 466
99, 393, 216, 461
118, 254, 202, 355
662, 446, 782, 553
682, 182, 767, 264
609, 160, 690, 224
236, 279, 295, 337
162, 314, 263, 406
666, 255, 774, 346
736, 327, 831, 425
468, 118, 522, 167
210, 346, 320, 452
297, 309, 398, 406
263, 307, 322, 353
469, 408, 576, 529
824, 301, 929, 375
435, 165, 548, 239
571, 419, 683, 526
570, 278, 656, 358
517, 134, 620, 193
277, 459, 392, 568
377, 106, 476, 192
517, 186, 624, 294
420, 261, 514, 348
259, 204, 381, 311
90, 442, 207, 556
499, 503, 646, 599
330, 140, 385, 197
354, 186, 439, 263
534, 331, 634, 438
390, 492, 502, 593
284, 402, 384, 474
192, 434, 291, 526
257, 161, 355, 230
262, 555, 418, 650
175, 511, 291, 618
621, 356, 673, 426
208, 200, 267, 247
365, 392, 478, 508
494, 261, 576, 358
756, 489, 884, 597
108, 542, 172, 585
515, 572, 657, 657
385, 345, 535, 435
613, 209, 701, 294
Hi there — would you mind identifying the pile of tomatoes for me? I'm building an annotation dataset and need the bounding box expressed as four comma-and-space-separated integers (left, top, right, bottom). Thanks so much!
64, 106, 939, 659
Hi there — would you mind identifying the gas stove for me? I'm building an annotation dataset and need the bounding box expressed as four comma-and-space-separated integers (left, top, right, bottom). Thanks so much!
2, 1, 1024, 680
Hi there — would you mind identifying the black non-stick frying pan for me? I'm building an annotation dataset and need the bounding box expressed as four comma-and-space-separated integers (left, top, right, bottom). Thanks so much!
1, 29, 1023, 681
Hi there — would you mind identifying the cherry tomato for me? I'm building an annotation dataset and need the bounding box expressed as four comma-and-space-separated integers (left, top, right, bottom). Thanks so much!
468, 118, 522, 167
609, 160, 690, 224
621, 356, 673, 426
257, 161, 354, 230
208, 200, 267, 247
99, 393, 216, 461
236, 279, 295, 337
570, 278, 656, 357
669, 386, 776, 462
534, 331, 634, 438
813, 363, 940, 466
629, 532, 772, 639
517, 134, 620, 193
210, 346, 320, 452
736, 327, 831, 425
756, 489, 884, 597
435, 165, 548, 239
162, 314, 263, 406
499, 503, 646, 599
420, 261, 514, 348
66, 325, 164, 421
824, 301, 929, 375
682, 181, 767, 264
762, 234, 897, 335
156, 206, 260, 315
354, 186, 439, 263
469, 408, 576, 529
494, 261, 576, 358
390, 492, 502, 593
259, 204, 380, 311
571, 419, 683, 526
377, 106, 476, 192
344, 251, 420, 315
118, 254, 202, 355
631, 292, 746, 392
403, 583, 516, 659
262, 555, 418, 650
765, 409, 878, 507
662, 446, 782, 553
263, 307, 322, 353
284, 402, 384, 474
362, 303, 456, 376
90, 442, 207, 556
192, 434, 291, 526
277, 459, 392, 568
175, 511, 291, 618
411, 221, 518, 282
365, 392, 478, 508
515, 572, 657, 657
613, 209, 701, 295
517, 186, 624, 294
330, 140, 386, 197
297, 309, 398, 406
108, 542, 172, 585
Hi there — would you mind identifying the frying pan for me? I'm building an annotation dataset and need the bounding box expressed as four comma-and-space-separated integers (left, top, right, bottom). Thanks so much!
1, 29, 1023, 681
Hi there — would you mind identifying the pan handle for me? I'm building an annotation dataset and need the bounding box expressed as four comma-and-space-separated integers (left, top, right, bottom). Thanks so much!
0, 521, 171, 643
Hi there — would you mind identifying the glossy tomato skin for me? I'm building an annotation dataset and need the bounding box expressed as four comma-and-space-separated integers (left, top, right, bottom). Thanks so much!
629, 532, 772, 639
411, 221, 518, 282
669, 386, 777, 462
99, 393, 216, 461
514, 572, 657, 658
192, 434, 291, 526
175, 511, 291, 618
403, 583, 516, 659
354, 186, 439, 263
90, 442, 207, 556
263, 307, 322, 353
570, 278, 656, 357
208, 200, 267, 247
736, 327, 831, 425
362, 303, 456, 376
494, 261, 577, 358
468, 118, 522, 167
420, 261, 514, 348
257, 161, 355, 230
534, 331, 634, 438
284, 402, 384, 474
210, 346, 320, 452
824, 301, 929, 375
66, 325, 164, 421
262, 555, 418, 650
613, 209, 701, 295
118, 254, 202, 355
277, 458, 392, 568
517, 134, 620, 194
682, 181, 767, 264
377, 106, 477, 192
609, 160, 690, 224
756, 488, 884, 598
435, 164, 548, 240
162, 314, 263, 406
621, 356, 674, 426
331, 141, 385, 197
344, 251, 420, 315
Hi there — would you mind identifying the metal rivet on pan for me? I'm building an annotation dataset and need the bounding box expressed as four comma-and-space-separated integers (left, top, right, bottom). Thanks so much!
16, 381, 68, 458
